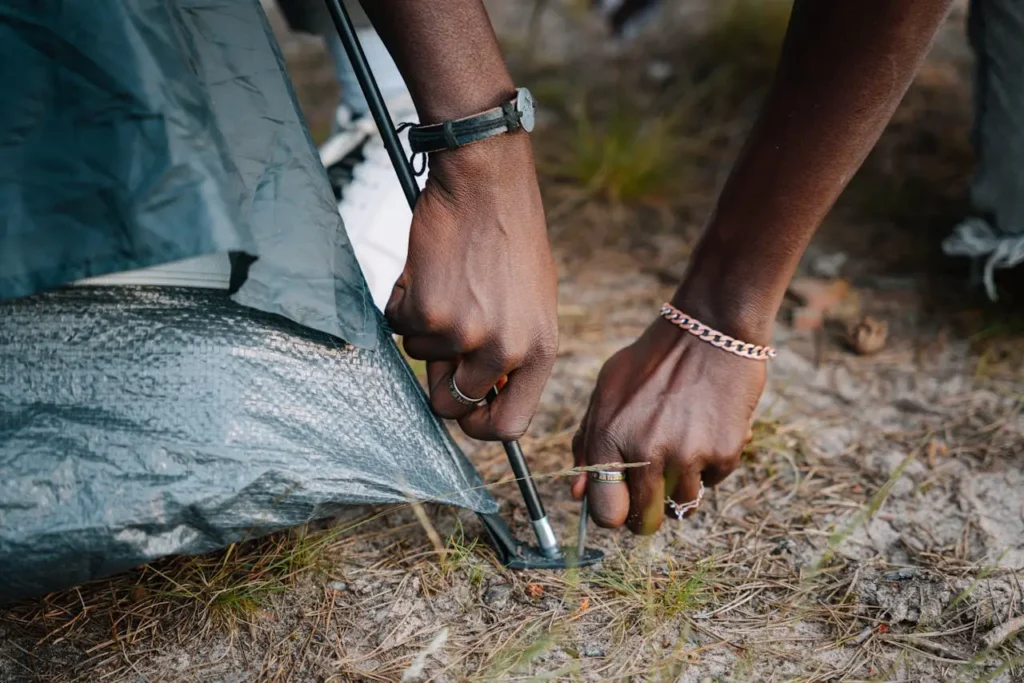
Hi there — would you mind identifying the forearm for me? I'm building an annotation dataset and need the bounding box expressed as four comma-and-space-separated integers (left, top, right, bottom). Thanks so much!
357, 1, 532, 205
674, 0, 952, 345
357, 0, 515, 123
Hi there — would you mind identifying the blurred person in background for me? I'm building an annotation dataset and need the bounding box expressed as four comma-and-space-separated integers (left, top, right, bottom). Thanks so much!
594, 0, 1024, 298
276, 0, 406, 135
276, 0, 418, 311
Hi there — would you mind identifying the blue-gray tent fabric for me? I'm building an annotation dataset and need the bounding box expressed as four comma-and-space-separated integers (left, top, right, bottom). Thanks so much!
944, 0, 1024, 298
0, 0, 377, 349
0, 1, 498, 603
0, 287, 498, 603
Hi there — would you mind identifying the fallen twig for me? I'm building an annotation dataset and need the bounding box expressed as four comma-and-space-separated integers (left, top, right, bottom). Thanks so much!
982, 614, 1024, 650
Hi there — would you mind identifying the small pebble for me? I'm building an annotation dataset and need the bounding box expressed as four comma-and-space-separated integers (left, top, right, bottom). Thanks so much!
645, 60, 673, 83
327, 581, 348, 592
810, 252, 848, 279
882, 567, 917, 581
483, 583, 511, 608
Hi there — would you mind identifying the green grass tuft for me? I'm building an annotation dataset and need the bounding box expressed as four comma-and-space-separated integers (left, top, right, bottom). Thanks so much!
561, 110, 684, 203
592, 554, 713, 631
701, 0, 793, 88
140, 527, 330, 627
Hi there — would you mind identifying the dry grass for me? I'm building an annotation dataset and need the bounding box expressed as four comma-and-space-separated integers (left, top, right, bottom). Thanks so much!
2, 402, 1021, 679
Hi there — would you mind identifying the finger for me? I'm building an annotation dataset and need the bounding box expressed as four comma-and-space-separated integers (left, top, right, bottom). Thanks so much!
452, 348, 513, 412
458, 349, 553, 442
383, 277, 417, 337
625, 447, 665, 535
701, 452, 741, 488
401, 334, 461, 362
425, 359, 480, 420
701, 428, 750, 488
384, 277, 445, 339
570, 408, 593, 501
570, 388, 602, 500
425, 354, 503, 423
580, 433, 630, 529
666, 467, 705, 521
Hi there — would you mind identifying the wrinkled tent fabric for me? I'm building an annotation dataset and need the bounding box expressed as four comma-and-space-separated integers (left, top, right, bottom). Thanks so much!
0, 1, 499, 603
0, 0, 377, 349
0, 288, 498, 602
943, 0, 1024, 298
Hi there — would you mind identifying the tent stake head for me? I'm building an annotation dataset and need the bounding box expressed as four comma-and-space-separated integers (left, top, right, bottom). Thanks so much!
479, 512, 604, 570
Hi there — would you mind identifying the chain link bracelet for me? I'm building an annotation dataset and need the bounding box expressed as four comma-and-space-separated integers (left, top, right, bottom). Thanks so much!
660, 303, 777, 361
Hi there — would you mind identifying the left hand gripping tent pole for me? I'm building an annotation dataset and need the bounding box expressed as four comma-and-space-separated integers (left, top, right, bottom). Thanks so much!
322, 0, 601, 569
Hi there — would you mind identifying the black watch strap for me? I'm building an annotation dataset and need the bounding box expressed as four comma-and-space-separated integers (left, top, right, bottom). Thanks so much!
408, 89, 534, 155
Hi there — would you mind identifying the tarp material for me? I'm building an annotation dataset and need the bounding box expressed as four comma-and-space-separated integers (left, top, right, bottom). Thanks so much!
0, 0, 378, 349
943, 0, 1024, 298
0, 287, 498, 603
0, 1, 498, 603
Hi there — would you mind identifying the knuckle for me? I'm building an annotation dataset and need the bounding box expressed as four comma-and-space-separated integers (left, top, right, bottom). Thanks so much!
503, 349, 527, 372
477, 338, 524, 375
492, 337, 526, 371
453, 323, 485, 352
416, 299, 451, 331
533, 334, 558, 365
716, 450, 743, 474
588, 433, 619, 464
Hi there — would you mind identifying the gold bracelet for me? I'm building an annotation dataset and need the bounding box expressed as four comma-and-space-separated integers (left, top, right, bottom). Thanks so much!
660, 303, 777, 361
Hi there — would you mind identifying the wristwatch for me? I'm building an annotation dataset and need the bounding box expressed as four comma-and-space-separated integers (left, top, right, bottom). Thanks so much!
408, 87, 536, 155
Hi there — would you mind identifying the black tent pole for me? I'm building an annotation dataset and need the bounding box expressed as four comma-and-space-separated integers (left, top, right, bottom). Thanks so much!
323, 0, 572, 564
322, 1, 418, 209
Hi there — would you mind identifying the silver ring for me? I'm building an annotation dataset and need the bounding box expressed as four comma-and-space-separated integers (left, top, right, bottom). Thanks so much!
588, 470, 626, 483
448, 374, 486, 406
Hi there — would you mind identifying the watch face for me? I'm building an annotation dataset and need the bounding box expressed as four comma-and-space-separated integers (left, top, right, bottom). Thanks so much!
517, 88, 536, 133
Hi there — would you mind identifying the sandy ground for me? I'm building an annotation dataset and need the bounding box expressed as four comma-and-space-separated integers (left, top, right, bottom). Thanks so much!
2, 1, 1023, 681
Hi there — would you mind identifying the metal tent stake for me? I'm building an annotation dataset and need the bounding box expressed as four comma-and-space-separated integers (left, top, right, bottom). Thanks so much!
324, 0, 601, 569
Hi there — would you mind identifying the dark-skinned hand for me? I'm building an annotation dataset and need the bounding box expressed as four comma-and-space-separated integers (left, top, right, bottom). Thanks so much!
568, 0, 953, 532
386, 134, 558, 441
570, 319, 763, 533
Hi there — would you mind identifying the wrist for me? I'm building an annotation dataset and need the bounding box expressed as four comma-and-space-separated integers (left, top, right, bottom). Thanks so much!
427, 129, 535, 190
669, 270, 778, 348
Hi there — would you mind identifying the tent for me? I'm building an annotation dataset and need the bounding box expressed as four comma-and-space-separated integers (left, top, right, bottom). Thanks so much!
0, 0, 582, 604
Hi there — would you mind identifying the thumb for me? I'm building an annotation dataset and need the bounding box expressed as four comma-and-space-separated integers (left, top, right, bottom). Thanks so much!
384, 272, 413, 336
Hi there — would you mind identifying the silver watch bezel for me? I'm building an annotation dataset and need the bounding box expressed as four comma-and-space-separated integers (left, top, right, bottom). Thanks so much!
516, 87, 536, 133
